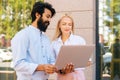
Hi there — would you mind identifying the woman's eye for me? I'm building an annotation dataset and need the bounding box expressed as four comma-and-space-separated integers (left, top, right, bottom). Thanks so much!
68, 24, 72, 26
62, 23, 66, 25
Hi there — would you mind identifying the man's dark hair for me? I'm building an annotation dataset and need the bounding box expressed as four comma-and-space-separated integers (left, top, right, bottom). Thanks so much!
31, 1, 56, 22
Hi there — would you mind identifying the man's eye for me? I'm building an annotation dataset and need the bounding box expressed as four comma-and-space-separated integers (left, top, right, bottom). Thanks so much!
46, 15, 50, 18
47, 16, 50, 18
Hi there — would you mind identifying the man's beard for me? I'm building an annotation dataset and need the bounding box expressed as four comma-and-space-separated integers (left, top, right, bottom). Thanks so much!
37, 17, 50, 32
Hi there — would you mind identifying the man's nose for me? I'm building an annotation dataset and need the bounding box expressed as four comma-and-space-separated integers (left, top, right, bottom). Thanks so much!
48, 18, 51, 22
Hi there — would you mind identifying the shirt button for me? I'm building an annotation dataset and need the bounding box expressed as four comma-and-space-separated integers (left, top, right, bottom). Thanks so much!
44, 73, 47, 75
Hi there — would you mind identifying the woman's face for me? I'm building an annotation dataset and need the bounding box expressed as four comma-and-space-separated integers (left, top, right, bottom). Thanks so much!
59, 17, 73, 35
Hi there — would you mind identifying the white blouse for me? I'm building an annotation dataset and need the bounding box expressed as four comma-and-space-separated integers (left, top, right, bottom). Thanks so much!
51, 34, 86, 59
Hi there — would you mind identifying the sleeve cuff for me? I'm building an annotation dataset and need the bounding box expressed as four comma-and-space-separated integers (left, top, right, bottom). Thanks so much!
29, 63, 38, 75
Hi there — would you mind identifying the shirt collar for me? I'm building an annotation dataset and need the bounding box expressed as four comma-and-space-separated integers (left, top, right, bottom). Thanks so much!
58, 36, 62, 42
57, 33, 73, 43
29, 25, 45, 34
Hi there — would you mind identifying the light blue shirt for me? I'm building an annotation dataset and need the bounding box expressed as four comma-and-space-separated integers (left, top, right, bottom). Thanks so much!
11, 25, 55, 80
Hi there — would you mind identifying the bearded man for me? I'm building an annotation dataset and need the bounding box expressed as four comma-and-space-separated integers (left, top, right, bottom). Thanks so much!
11, 1, 56, 80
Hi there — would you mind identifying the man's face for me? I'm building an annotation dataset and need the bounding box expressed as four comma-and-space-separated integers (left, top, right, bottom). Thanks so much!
37, 8, 52, 32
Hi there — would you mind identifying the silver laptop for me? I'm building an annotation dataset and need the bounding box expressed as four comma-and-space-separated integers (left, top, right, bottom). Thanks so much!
55, 45, 95, 69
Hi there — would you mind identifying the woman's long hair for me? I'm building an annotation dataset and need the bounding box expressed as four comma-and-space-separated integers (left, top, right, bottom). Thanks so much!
53, 15, 75, 40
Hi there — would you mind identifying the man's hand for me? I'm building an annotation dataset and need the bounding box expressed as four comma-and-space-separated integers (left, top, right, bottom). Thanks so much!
43, 64, 57, 74
36, 64, 57, 74
63, 63, 74, 74
56, 63, 74, 74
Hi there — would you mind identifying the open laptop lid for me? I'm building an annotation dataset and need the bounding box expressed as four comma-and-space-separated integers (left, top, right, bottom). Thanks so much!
55, 45, 95, 69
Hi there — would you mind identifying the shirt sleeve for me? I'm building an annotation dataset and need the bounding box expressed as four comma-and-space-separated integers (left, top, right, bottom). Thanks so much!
46, 37, 55, 64
11, 30, 38, 75
51, 41, 57, 59
79, 37, 86, 45
48, 46, 56, 65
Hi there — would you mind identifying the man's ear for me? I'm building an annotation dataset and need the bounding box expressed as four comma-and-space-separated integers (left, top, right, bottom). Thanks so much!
35, 12, 41, 19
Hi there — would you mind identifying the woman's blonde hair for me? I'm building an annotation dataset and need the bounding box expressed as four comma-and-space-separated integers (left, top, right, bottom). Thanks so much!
53, 14, 74, 40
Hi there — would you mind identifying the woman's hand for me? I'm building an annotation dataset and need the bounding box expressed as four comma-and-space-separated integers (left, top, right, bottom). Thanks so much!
87, 61, 92, 66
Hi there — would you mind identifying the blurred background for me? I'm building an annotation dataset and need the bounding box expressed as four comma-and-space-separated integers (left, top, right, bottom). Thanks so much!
99, 0, 120, 80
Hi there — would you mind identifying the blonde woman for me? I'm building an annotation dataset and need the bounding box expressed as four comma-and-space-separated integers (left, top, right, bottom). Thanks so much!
51, 15, 86, 80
